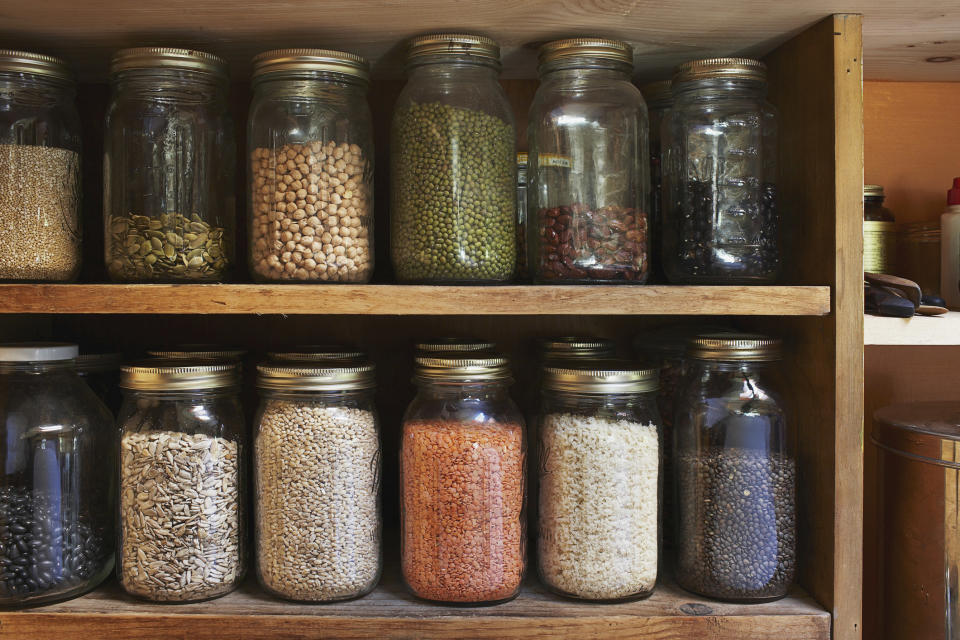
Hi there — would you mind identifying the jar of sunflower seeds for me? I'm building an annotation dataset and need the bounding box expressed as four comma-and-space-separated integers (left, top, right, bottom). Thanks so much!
104, 48, 235, 282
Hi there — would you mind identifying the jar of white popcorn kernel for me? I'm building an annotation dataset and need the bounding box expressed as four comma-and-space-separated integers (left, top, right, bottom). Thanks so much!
537, 360, 661, 601
247, 49, 374, 283
253, 361, 381, 602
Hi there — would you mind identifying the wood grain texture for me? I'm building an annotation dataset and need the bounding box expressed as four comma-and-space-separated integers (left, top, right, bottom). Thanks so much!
862, 346, 960, 640
0, 0, 949, 81
864, 81, 960, 227
865, 311, 960, 345
763, 14, 864, 640
0, 576, 830, 640
0, 284, 831, 315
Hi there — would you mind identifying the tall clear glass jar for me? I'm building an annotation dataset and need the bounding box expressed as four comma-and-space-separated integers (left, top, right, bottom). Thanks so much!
662, 59, 780, 284
641, 80, 672, 283
104, 48, 235, 282
248, 49, 374, 283
254, 362, 381, 602
527, 38, 650, 284
390, 34, 517, 284
0, 343, 114, 606
400, 356, 525, 604
674, 334, 795, 602
538, 361, 660, 601
0, 51, 82, 282
116, 360, 245, 602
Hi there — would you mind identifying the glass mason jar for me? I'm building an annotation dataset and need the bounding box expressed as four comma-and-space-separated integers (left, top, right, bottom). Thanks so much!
116, 360, 245, 602
248, 49, 374, 283
0, 343, 114, 606
674, 334, 795, 602
899, 221, 940, 297
527, 38, 650, 284
75, 352, 123, 417
254, 362, 381, 602
104, 48, 235, 282
0, 51, 82, 282
400, 355, 525, 604
641, 80, 672, 283
662, 58, 780, 284
864, 184, 895, 275
390, 34, 517, 283
538, 361, 661, 601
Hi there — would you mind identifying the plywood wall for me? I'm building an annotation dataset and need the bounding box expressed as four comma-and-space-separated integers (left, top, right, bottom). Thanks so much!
864, 81, 960, 226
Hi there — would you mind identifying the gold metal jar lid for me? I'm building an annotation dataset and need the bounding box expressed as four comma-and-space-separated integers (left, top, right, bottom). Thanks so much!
539, 336, 617, 360
641, 79, 673, 105
674, 57, 766, 83
0, 49, 72, 82
110, 47, 228, 77
543, 360, 659, 393
147, 346, 246, 361
687, 333, 782, 361
517, 152, 528, 166
415, 338, 496, 354
413, 355, 511, 382
864, 184, 885, 198
252, 48, 369, 82
267, 345, 366, 362
120, 360, 240, 390
256, 361, 375, 391
406, 34, 500, 65
538, 38, 633, 67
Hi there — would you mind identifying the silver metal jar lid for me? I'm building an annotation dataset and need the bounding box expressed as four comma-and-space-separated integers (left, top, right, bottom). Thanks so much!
256, 361, 375, 391
110, 47, 228, 77
413, 355, 511, 383
406, 34, 501, 66
687, 333, 782, 361
542, 359, 659, 393
252, 48, 369, 82
674, 57, 766, 83
121, 360, 240, 390
0, 49, 73, 82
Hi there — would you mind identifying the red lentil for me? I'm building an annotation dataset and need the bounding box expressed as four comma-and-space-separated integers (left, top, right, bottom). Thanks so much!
400, 420, 525, 603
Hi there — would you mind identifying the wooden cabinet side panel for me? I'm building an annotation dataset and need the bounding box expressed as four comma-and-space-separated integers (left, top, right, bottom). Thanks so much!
763, 13, 864, 640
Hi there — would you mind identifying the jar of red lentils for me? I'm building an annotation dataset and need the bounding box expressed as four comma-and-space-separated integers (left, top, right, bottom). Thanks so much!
399, 355, 526, 604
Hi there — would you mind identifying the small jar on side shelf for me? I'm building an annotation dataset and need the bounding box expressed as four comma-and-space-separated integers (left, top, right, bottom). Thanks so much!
898, 222, 940, 298
864, 184, 896, 275
527, 38, 650, 283
116, 360, 246, 603
247, 49, 374, 283
537, 361, 661, 601
400, 355, 525, 604
0, 343, 114, 607
104, 48, 235, 282
390, 34, 517, 284
0, 50, 82, 282
941, 178, 960, 309
254, 361, 381, 602
674, 334, 796, 602
662, 58, 780, 284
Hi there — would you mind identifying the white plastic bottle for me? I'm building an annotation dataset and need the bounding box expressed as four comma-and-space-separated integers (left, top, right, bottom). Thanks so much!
940, 178, 960, 309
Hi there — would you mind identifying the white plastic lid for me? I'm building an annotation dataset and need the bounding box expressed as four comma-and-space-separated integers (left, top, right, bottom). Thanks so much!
0, 342, 79, 362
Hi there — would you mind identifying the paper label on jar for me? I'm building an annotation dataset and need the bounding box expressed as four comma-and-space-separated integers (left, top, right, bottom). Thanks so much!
537, 153, 572, 169
864, 221, 896, 274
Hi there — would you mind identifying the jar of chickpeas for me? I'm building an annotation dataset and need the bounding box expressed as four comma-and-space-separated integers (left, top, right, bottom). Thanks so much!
247, 49, 374, 283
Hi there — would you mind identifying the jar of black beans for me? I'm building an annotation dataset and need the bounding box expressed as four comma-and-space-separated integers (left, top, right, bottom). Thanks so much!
662, 58, 781, 284
673, 334, 796, 602
0, 343, 115, 606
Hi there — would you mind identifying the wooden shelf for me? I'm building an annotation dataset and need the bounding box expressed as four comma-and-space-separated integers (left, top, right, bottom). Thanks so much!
865, 311, 960, 345
0, 574, 830, 640
0, 1, 951, 81
0, 284, 831, 316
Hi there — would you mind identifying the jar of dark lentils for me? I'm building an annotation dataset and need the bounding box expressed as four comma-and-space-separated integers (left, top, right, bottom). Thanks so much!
527, 38, 650, 284
390, 34, 517, 283
0, 343, 114, 606
674, 334, 795, 602
662, 58, 780, 284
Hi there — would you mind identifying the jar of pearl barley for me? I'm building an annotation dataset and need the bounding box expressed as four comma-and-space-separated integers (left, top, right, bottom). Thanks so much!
253, 361, 381, 602
247, 49, 374, 283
